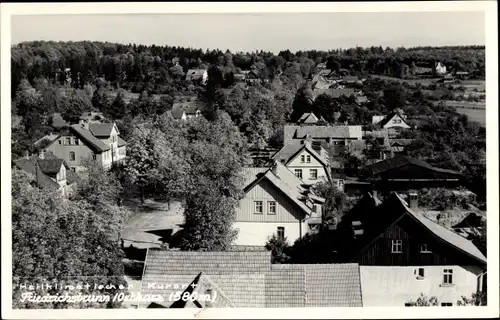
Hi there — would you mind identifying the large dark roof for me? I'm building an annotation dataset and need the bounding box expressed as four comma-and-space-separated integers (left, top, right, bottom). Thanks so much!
69, 124, 110, 153
141, 249, 363, 308
13, 155, 61, 190
362, 156, 462, 177
89, 122, 116, 137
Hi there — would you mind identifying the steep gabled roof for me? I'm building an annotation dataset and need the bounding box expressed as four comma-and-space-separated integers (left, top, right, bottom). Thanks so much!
89, 122, 117, 137
352, 193, 486, 265
69, 124, 110, 153
377, 111, 411, 128
243, 161, 325, 216
13, 156, 61, 190
271, 140, 329, 169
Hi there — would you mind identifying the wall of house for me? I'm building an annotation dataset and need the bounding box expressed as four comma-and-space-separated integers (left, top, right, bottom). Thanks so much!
360, 265, 483, 306
117, 146, 127, 161
233, 221, 309, 246
286, 149, 328, 184
96, 126, 120, 162
99, 150, 113, 170
46, 136, 96, 172
236, 179, 307, 223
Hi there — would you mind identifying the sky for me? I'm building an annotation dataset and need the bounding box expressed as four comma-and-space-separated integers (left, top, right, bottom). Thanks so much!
11, 12, 485, 53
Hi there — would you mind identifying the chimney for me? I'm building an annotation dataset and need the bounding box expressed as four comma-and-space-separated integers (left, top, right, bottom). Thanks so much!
271, 161, 279, 176
305, 134, 313, 143
408, 192, 418, 209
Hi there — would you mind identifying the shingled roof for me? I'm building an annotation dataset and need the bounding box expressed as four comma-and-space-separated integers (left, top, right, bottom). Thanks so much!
170, 101, 203, 119
13, 156, 61, 190
361, 156, 462, 177
271, 140, 329, 168
69, 124, 110, 153
141, 249, 363, 308
89, 122, 117, 137
243, 161, 325, 216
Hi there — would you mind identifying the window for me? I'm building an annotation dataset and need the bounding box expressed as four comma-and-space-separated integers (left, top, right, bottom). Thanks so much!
417, 268, 425, 279
75, 139, 80, 145
310, 169, 318, 180
294, 169, 303, 179
391, 240, 403, 253
312, 204, 318, 213
58, 140, 62, 145
443, 269, 453, 285
420, 244, 430, 253
92, 153, 97, 160
69, 151, 76, 161
393, 119, 402, 124
441, 303, 453, 307
254, 201, 263, 214
71, 167, 76, 172
338, 179, 345, 188
268, 201, 276, 215
300, 155, 305, 163
277, 227, 285, 240
306, 155, 311, 163
66, 137, 71, 145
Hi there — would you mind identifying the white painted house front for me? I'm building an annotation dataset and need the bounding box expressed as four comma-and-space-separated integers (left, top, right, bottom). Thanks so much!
235, 162, 325, 246
360, 265, 484, 306
272, 139, 331, 185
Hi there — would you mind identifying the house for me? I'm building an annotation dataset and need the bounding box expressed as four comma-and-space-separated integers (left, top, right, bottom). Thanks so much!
339, 192, 486, 306
434, 62, 447, 76
36, 115, 127, 172
284, 124, 363, 145
359, 156, 464, 191
311, 76, 335, 90
312, 88, 356, 100
362, 129, 393, 160
390, 139, 415, 155
271, 138, 331, 185
243, 69, 267, 84
185, 69, 208, 85
168, 101, 203, 120
372, 111, 411, 130
13, 151, 80, 197
235, 161, 325, 246
296, 112, 325, 125
140, 249, 363, 308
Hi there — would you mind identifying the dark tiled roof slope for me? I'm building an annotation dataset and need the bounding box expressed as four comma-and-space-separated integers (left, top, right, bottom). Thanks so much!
69, 124, 110, 152
89, 123, 115, 137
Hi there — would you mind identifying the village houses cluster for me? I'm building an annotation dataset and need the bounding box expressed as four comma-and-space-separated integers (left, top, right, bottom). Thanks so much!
14, 62, 486, 308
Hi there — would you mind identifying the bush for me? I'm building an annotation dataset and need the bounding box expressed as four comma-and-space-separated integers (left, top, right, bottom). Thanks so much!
265, 234, 291, 264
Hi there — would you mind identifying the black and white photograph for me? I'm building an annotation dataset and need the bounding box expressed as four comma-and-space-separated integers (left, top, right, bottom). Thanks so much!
1, 2, 498, 319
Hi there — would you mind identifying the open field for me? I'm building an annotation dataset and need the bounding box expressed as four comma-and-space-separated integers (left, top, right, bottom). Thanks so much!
369, 74, 486, 91
455, 108, 486, 126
